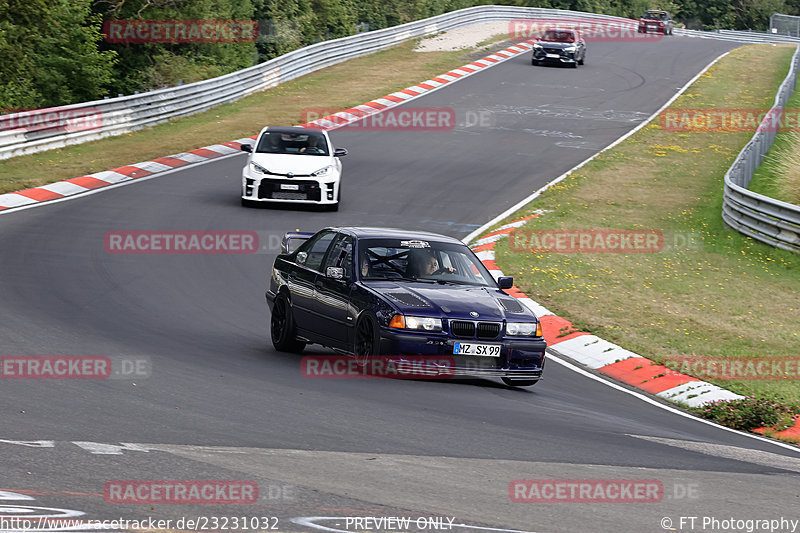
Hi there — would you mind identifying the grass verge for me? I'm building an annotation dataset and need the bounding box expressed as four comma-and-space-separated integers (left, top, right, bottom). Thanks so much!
748, 81, 800, 204
0, 35, 511, 194
486, 44, 800, 417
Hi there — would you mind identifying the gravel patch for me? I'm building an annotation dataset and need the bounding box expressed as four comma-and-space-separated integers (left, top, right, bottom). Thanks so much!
413, 21, 511, 52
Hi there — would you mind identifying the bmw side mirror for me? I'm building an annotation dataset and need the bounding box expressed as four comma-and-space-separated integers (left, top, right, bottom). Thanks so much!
297, 252, 307, 265
240, 143, 252, 153
334, 147, 348, 157
498, 276, 513, 290
327, 266, 345, 280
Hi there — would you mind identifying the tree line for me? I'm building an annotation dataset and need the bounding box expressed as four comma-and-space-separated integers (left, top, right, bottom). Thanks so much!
1, 0, 797, 110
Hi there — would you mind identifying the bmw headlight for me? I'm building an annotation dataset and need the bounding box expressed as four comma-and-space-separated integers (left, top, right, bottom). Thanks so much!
389, 315, 442, 332
506, 322, 542, 337
311, 165, 333, 177
250, 162, 270, 174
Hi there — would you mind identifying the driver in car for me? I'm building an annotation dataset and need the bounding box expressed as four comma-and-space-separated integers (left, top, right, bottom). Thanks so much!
300, 135, 324, 154
408, 249, 455, 277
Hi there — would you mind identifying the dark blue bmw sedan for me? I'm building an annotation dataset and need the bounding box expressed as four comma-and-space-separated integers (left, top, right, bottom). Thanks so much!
266, 227, 546, 387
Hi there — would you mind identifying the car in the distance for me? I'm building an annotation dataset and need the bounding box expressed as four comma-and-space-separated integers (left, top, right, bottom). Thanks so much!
240, 126, 347, 210
638, 10, 674, 34
266, 227, 547, 387
531, 29, 586, 68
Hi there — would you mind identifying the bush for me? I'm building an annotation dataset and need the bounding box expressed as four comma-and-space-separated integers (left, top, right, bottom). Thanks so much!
692, 396, 800, 431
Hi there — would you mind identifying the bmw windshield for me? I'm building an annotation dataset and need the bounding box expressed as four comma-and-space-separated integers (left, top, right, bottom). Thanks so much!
358, 238, 497, 287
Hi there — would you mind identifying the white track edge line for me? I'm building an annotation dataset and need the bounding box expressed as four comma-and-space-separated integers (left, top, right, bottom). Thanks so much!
462, 49, 732, 245
546, 353, 800, 454
461, 45, 800, 452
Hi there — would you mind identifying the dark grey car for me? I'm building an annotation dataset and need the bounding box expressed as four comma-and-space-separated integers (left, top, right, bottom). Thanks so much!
531, 29, 586, 68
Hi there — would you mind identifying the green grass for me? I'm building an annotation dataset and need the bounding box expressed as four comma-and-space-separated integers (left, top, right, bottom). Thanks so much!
0, 34, 512, 194
748, 80, 800, 204
486, 44, 800, 402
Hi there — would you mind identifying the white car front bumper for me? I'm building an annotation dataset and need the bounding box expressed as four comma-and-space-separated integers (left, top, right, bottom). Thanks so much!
241, 172, 340, 205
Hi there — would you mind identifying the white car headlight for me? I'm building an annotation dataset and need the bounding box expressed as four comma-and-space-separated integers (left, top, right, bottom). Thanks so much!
563, 46, 577, 53
533, 43, 543, 48
311, 165, 333, 177
389, 315, 442, 332
506, 322, 541, 336
250, 162, 270, 174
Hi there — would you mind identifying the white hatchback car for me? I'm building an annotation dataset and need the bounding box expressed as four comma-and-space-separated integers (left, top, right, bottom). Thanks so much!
240, 126, 347, 210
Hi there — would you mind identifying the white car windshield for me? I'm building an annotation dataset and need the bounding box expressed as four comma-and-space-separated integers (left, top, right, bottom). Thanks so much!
256, 131, 329, 156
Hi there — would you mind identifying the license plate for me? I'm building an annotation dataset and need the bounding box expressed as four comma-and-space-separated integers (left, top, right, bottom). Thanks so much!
272, 192, 307, 200
280, 184, 299, 190
546, 53, 560, 58
453, 342, 501, 357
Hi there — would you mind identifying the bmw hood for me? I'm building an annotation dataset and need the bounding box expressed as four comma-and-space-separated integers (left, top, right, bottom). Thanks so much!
368, 282, 537, 321
250, 153, 334, 176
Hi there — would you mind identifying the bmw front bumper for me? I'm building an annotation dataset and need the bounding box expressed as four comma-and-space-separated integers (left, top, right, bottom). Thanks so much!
376, 328, 546, 379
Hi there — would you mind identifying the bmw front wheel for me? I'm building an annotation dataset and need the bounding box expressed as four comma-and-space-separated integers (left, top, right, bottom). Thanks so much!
502, 377, 539, 387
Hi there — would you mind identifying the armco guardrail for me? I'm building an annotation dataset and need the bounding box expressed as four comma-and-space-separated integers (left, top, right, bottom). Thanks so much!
677, 27, 800, 43
3, 5, 797, 160
722, 45, 800, 253
0, 6, 623, 160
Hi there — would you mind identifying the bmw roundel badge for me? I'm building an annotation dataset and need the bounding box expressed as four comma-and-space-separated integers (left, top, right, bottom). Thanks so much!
470, 311, 479, 318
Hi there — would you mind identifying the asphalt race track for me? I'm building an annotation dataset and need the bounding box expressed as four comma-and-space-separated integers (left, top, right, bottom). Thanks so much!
2, 37, 799, 533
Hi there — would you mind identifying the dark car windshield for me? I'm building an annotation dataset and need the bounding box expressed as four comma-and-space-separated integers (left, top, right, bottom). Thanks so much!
642, 12, 667, 20
540, 30, 575, 42
256, 131, 329, 156
358, 238, 496, 287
